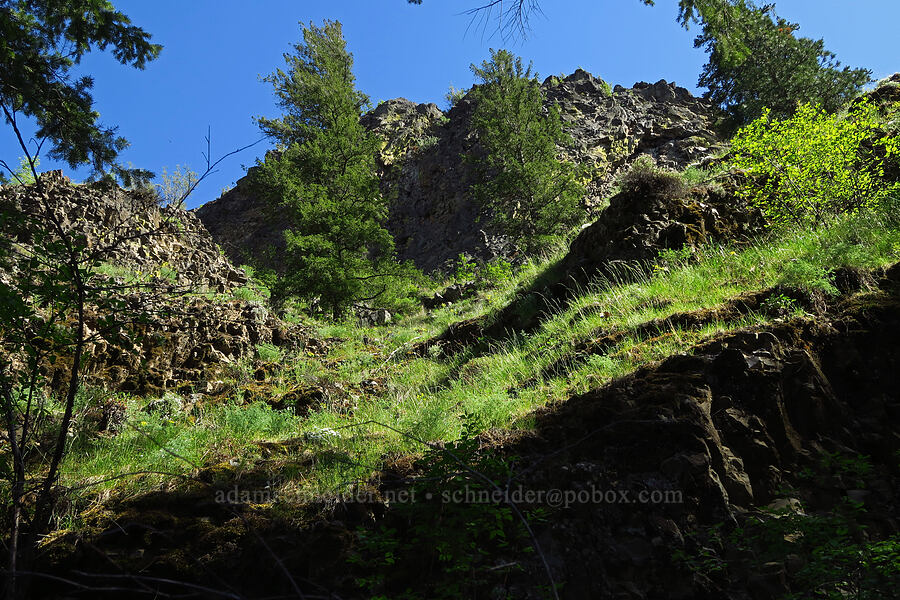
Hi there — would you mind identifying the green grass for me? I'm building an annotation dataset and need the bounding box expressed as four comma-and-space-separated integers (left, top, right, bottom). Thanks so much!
62, 397, 300, 493
56, 202, 900, 507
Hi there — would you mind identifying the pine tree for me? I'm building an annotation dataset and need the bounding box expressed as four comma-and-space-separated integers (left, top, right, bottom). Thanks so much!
252, 20, 410, 319
0, 1, 161, 182
693, 0, 870, 130
467, 49, 585, 251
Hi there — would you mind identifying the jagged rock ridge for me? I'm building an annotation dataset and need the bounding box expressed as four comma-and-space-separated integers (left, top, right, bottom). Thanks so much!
0, 173, 307, 396
1, 171, 247, 293
196, 69, 724, 273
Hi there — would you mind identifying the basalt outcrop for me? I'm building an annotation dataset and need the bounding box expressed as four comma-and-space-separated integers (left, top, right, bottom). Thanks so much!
196, 70, 725, 272
2, 171, 247, 292
560, 170, 765, 284
0, 173, 305, 396
498, 265, 900, 599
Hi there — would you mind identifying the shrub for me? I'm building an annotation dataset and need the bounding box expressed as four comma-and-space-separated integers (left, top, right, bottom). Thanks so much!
6, 155, 40, 185
232, 285, 267, 302
730, 101, 900, 227
479, 257, 514, 287
616, 155, 687, 199
155, 164, 199, 208
444, 84, 467, 109
453, 253, 477, 282
451, 254, 515, 290
760, 292, 800, 316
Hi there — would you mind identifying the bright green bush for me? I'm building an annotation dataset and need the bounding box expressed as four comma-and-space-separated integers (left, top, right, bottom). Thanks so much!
451, 254, 515, 289
453, 253, 477, 282
479, 257, 514, 287
730, 101, 900, 226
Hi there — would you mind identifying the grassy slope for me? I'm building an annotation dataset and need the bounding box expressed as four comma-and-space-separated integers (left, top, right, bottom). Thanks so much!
57, 201, 900, 516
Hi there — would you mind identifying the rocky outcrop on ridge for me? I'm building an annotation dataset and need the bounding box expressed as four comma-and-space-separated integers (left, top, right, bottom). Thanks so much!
548, 71, 723, 201
1, 173, 305, 396
196, 70, 725, 273
1, 171, 247, 293
560, 171, 765, 284
362, 96, 509, 272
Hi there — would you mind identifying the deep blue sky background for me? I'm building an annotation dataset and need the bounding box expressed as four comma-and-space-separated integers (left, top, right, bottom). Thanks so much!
3, 0, 898, 209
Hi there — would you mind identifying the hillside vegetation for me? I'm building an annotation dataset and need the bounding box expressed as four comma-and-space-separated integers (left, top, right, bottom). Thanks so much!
10, 83, 900, 594
2, 2, 900, 598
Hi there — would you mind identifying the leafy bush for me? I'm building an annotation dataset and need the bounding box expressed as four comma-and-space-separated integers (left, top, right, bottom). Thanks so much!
479, 257, 514, 287
779, 259, 838, 295
232, 285, 267, 303
656, 245, 695, 268
760, 292, 800, 316
4, 155, 40, 185
155, 164, 199, 208
598, 78, 613, 97
730, 101, 900, 226
452, 254, 515, 290
453, 253, 477, 282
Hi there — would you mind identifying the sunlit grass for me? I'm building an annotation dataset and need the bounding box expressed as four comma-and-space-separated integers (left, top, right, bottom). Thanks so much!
58, 203, 900, 506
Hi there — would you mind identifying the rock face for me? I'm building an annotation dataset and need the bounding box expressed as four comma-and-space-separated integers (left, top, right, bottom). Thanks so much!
363, 96, 510, 272
75, 296, 304, 396
549, 72, 723, 202
561, 171, 765, 283
189, 166, 287, 270
2, 171, 247, 293
196, 70, 724, 273
502, 266, 900, 598
1, 173, 304, 396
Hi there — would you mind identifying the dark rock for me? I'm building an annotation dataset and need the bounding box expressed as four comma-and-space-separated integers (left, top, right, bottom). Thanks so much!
561, 172, 765, 284
423, 281, 478, 308
495, 280, 900, 598
0, 178, 310, 397
197, 70, 726, 273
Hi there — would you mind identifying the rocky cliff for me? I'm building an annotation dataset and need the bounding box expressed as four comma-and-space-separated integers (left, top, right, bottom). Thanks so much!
196, 70, 724, 273
0, 173, 306, 396
1, 171, 247, 293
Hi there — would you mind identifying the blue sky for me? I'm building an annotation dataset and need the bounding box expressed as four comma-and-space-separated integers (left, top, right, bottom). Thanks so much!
3, 0, 898, 209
